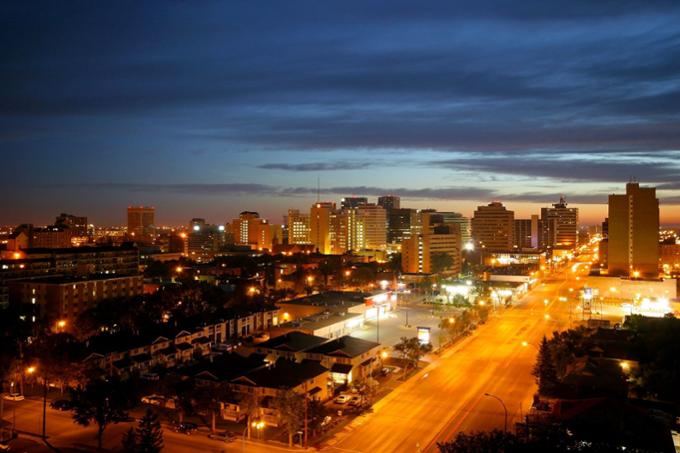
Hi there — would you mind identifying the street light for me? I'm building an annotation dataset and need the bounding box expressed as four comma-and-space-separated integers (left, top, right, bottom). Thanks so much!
26, 365, 47, 439
484, 392, 508, 432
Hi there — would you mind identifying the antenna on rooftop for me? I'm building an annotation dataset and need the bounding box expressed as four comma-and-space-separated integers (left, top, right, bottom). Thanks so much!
316, 176, 320, 202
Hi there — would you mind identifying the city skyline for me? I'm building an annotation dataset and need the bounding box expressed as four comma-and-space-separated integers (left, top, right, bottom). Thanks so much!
3, 1, 680, 225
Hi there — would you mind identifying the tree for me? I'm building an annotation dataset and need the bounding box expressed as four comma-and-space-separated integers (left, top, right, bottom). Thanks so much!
121, 428, 138, 452
430, 252, 455, 274
307, 399, 329, 438
69, 377, 130, 449
394, 337, 432, 371
121, 409, 164, 453
274, 389, 305, 447
136, 409, 164, 453
437, 430, 522, 453
532, 336, 558, 396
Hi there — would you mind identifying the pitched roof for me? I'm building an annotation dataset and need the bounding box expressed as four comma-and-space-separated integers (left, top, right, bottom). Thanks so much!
238, 358, 328, 390
256, 331, 328, 352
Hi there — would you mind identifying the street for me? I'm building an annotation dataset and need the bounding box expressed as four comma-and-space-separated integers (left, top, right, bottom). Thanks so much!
322, 255, 597, 453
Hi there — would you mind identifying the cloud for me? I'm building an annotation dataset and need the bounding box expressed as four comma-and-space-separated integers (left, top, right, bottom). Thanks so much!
256, 162, 372, 171
35, 182, 614, 205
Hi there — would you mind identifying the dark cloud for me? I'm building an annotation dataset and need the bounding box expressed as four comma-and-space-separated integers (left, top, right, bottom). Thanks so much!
36, 182, 612, 205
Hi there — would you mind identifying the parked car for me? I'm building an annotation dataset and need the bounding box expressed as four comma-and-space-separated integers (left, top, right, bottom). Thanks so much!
382, 365, 401, 376
208, 431, 237, 442
348, 395, 362, 407
50, 399, 73, 411
173, 422, 198, 435
141, 395, 164, 406
3, 393, 24, 401
334, 394, 351, 405
140, 372, 160, 381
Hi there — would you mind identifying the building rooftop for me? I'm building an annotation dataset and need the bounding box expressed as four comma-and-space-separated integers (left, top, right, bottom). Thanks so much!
236, 358, 328, 390
183, 353, 265, 382
12, 273, 141, 284
281, 291, 369, 308
256, 331, 328, 352
305, 335, 380, 358
282, 311, 363, 332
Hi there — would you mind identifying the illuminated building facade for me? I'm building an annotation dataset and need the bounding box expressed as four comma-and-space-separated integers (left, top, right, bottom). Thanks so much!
540, 197, 578, 250
310, 202, 335, 254
286, 209, 310, 245
471, 202, 514, 251
608, 182, 659, 278
127, 206, 156, 239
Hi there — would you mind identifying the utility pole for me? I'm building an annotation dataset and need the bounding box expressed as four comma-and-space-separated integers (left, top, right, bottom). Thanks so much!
303, 382, 308, 448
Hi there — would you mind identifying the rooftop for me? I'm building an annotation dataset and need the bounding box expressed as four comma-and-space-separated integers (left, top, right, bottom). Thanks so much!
280, 291, 369, 308
305, 335, 380, 358
236, 358, 328, 390
256, 331, 328, 352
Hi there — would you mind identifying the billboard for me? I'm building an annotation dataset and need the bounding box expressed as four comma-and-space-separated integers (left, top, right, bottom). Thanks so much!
417, 326, 431, 345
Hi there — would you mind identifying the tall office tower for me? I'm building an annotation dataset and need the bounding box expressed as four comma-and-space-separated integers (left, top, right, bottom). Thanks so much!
355, 204, 387, 250
387, 208, 417, 244
331, 209, 350, 254
310, 202, 335, 254
127, 206, 156, 239
607, 182, 659, 278
378, 195, 401, 211
541, 197, 579, 250
514, 219, 532, 249
402, 224, 460, 274
55, 213, 88, 237
513, 216, 540, 249
230, 211, 272, 250
340, 197, 368, 209
471, 202, 514, 250
188, 218, 227, 261
286, 209, 310, 244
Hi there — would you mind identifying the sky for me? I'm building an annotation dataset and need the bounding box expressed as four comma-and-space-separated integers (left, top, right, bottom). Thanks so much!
3, 1, 680, 226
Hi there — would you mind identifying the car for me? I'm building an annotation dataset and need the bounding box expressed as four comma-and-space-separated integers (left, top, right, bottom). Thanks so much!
0, 442, 9, 451
141, 395, 164, 406
334, 394, 351, 405
382, 365, 401, 375
348, 395, 362, 407
208, 431, 237, 442
174, 422, 198, 435
50, 399, 73, 411
3, 393, 24, 401
140, 372, 160, 381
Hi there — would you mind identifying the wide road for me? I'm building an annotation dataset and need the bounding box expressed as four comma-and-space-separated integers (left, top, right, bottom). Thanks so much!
323, 255, 593, 453
1, 397, 299, 453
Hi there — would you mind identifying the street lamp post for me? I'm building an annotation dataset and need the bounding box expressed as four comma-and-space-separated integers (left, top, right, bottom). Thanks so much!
484, 392, 508, 432
26, 366, 47, 439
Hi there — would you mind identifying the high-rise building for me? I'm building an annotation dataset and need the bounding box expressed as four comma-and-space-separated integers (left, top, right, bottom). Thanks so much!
286, 209, 311, 245
540, 197, 578, 250
310, 202, 335, 254
188, 218, 227, 261
127, 206, 156, 239
514, 215, 540, 249
377, 195, 401, 211
471, 202, 514, 250
340, 197, 368, 209
607, 182, 659, 278
355, 204, 387, 251
402, 224, 460, 274
230, 212, 272, 251
387, 208, 417, 244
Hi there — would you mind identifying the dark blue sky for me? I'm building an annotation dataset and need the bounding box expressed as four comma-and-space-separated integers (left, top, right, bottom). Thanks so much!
3, 1, 680, 225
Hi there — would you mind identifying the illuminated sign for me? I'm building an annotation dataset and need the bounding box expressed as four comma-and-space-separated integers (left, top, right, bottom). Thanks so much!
417, 326, 431, 345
